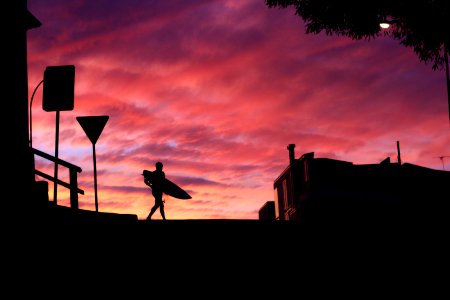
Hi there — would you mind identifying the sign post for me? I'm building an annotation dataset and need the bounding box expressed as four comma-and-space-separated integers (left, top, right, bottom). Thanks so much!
42, 65, 75, 204
76, 115, 109, 212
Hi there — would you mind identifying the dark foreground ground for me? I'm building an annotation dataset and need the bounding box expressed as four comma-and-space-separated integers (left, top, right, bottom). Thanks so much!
6, 203, 446, 297
14, 202, 446, 252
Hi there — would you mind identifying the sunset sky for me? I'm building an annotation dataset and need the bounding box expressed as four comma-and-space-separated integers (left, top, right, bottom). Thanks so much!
27, 0, 449, 220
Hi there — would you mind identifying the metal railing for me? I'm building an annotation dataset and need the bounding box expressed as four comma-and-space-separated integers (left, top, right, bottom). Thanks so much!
31, 147, 84, 209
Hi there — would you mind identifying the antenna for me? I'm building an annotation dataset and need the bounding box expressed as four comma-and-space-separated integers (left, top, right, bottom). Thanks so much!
435, 156, 450, 170
396, 141, 401, 165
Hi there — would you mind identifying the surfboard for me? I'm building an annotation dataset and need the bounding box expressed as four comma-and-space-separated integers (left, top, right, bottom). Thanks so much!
142, 169, 192, 200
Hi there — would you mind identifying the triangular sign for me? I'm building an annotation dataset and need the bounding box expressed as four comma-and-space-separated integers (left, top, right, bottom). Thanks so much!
76, 115, 109, 145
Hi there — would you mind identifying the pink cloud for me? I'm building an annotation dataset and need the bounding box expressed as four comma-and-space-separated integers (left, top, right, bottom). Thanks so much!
27, 0, 450, 219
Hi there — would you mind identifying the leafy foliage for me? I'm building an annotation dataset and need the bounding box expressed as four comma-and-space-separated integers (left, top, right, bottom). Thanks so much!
266, 0, 450, 70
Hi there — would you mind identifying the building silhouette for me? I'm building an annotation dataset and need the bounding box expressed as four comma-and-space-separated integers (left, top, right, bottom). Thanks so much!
258, 201, 275, 221
8, 1, 42, 215
269, 144, 449, 225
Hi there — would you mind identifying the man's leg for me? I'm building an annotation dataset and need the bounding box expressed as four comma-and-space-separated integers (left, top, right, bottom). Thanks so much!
160, 206, 166, 220
147, 205, 157, 220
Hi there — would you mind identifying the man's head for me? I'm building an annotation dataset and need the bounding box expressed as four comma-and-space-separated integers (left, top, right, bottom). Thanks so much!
156, 161, 163, 170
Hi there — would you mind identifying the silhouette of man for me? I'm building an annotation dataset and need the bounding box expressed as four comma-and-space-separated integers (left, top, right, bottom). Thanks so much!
145, 161, 166, 220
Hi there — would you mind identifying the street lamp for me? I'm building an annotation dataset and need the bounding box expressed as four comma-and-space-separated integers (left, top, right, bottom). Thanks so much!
379, 20, 391, 29
378, 16, 396, 29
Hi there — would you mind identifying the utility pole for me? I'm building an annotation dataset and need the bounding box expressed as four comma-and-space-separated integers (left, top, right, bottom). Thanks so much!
396, 141, 401, 165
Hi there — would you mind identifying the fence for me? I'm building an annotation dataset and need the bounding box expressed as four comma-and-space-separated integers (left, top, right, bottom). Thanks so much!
32, 147, 84, 209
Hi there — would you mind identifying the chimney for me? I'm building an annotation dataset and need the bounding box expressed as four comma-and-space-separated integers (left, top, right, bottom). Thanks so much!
288, 144, 296, 166
287, 144, 297, 211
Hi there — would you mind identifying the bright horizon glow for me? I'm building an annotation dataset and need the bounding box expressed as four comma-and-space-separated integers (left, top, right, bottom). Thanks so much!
27, 0, 450, 220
